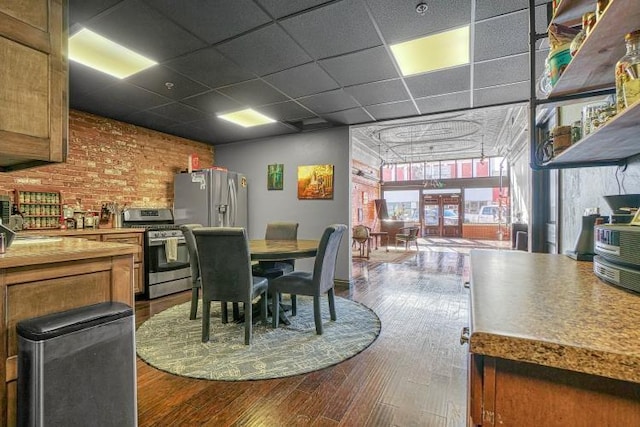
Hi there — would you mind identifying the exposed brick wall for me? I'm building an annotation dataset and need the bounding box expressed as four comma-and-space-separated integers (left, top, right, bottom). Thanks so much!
352, 160, 380, 230
0, 110, 214, 211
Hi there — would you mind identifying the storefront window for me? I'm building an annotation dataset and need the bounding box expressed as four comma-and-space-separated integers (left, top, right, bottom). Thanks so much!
383, 190, 420, 221
463, 188, 510, 224
440, 160, 456, 178
425, 161, 439, 179
382, 164, 395, 182
396, 163, 410, 181
411, 162, 425, 180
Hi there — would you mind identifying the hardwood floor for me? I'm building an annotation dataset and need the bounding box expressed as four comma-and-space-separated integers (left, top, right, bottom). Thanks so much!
135, 247, 476, 426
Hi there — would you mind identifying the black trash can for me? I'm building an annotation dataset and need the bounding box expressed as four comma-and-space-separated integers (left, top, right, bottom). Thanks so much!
17, 302, 137, 427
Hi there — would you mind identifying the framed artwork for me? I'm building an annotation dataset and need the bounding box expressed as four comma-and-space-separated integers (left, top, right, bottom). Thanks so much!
297, 164, 334, 200
267, 164, 284, 190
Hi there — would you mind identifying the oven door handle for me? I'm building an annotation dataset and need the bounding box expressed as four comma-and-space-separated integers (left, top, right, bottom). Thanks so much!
148, 237, 186, 247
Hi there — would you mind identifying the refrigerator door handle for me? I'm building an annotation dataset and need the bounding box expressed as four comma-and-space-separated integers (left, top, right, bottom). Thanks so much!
228, 178, 237, 227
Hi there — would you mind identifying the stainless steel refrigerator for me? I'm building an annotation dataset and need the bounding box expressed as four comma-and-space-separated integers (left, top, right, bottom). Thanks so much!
173, 169, 248, 230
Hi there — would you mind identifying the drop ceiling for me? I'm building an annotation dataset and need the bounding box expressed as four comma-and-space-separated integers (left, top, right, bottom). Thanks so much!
68, 0, 551, 158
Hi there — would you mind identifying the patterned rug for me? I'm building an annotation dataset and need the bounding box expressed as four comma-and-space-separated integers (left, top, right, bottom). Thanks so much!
136, 296, 381, 381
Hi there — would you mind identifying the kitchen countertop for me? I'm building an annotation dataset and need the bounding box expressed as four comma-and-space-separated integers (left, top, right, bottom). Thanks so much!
469, 249, 640, 383
0, 237, 138, 269
20, 228, 145, 236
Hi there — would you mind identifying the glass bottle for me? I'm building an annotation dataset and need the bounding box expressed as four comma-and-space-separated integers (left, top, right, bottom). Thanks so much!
615, 30, 640, 113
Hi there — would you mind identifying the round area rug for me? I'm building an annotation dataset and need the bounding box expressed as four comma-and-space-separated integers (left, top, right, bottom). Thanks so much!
136, 296, 381, 381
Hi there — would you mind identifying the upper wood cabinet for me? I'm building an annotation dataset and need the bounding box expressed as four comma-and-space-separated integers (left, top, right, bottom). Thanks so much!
0, 0, 68, 172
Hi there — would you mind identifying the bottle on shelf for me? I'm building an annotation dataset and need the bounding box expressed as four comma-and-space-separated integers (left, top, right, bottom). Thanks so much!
615, 30, 640, 113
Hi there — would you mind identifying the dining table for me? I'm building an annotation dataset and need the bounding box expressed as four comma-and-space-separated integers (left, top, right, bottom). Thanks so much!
247, 239, 320, 325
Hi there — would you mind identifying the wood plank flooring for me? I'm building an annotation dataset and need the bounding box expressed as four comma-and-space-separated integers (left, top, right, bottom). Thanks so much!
135, 247, 476, 427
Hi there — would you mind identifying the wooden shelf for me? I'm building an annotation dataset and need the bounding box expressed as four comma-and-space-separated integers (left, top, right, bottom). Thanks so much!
544, 99, 640, 165
551, 0, 596, 27
549, 0, 640, 97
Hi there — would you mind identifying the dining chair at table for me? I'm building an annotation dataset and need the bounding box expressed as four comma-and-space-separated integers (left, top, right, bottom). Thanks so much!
181, 224, 240, 323
395, 226, 420, 251
268, 224, 347, 335
193, 227, 268, 344
251, 222, 299, 280
352, 224, 371, 258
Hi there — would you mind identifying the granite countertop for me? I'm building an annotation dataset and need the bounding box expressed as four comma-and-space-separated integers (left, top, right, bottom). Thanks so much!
21, 228, 145, 236
0, 237, 138, 269
469, 249, 640, 384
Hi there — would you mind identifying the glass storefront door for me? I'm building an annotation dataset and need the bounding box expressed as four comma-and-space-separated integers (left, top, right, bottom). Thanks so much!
423, 194, 462, 237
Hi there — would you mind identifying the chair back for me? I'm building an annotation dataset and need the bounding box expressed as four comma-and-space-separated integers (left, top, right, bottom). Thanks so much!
179, 224, 203, 285
352, 225, 370, 243
312, 224, 347, 294
265, 222, 299, 240
408, 227, 419, 239
193, 227, 253, 302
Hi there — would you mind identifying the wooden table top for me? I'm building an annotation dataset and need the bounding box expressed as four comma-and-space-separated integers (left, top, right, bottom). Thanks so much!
249, 239, 319, 261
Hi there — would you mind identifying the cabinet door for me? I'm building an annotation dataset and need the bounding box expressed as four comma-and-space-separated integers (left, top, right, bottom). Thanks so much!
0, 0, 67, 171
468, 353, 484, 426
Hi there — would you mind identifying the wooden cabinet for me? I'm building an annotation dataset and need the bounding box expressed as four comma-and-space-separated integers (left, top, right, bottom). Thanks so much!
0, 0, 68, 172
467, 355, 640, 426
101, 232, 144, 294
14, 188, 62, 230
531, 0, 640, 168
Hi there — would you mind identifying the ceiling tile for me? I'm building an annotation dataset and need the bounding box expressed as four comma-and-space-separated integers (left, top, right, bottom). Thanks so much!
69, 61, 119, 96
85, 81, 172, 111
164, 47, 255, 89
125, 110, 182, 130
216, 24, 312, 76
404, 66, 471, 98
254, 0, 333, 18
147, 102, 210, 123
86, 0, 206, 61
344, 79, 409, 106
149, 0, 271, 44
69, 0, 123, 24
366, 0, 471, 44
322, 108, 371, 125
474, 50, 548, 89
415, 91, 471, 114
217, 79, 289, 107
263, 62, 339, 98
181, 90, 243, 115
165, 123, 217, 145
125, 65, 209, 100
71, 92, 138, 122
280, 1, 381, 59
475, 0, 528, 20
473, 81, 529, 107
474, 7, 548, 62
296, 89, 360, 114
364, 100, 419, 121
255, 101, 316, 122
319, 46, 399, 87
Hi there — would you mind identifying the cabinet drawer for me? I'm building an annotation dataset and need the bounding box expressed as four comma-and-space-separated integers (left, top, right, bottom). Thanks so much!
101, 234, 142, 262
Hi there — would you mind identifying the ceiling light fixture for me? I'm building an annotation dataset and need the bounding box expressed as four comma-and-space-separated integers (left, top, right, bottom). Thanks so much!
69, 28, 157, 79
218, 109, 276, 128
390, 25, 470, 76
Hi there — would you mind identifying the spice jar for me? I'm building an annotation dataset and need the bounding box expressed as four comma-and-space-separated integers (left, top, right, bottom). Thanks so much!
615, 30, 640, 112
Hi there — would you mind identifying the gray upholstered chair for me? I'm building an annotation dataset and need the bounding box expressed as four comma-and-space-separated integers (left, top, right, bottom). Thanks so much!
268, 224, 347, 335
251, 222, 299, 280
180, 223, 239, 322
193, 227, 268, 344
395, 226, 419, 251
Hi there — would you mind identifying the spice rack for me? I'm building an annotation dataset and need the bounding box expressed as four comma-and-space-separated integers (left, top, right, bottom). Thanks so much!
14, 188, 62, 229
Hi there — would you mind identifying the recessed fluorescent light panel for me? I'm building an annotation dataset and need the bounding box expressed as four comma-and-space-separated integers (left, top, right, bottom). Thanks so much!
390, 26, 470, 76
218, 109, 276, 128
69, 28, 157, 79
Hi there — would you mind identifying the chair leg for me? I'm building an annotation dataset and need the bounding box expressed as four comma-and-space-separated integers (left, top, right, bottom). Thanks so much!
244, 301, 252, 345
414, 239, 419, 251
272, 292, 280, 329
233, 303, 240, 321
261, 293, 268, 325
291, 295, 297, 316
202, 299, 211, 343
221, 301, 228, 323
328, 288, 337, 321
190, 286, 199, 320
313, 296, 323, 335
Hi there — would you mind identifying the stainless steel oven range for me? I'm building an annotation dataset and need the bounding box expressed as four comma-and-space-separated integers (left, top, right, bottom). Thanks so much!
123, 208, 191, 299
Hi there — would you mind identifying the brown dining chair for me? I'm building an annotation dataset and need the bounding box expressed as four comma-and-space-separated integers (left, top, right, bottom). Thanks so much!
395, 226, 420, 251
268, 224, 347, 335
352, 224, 371, 258
193, 227, 268, 344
